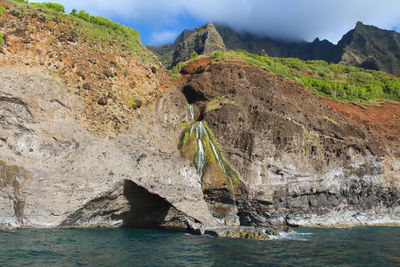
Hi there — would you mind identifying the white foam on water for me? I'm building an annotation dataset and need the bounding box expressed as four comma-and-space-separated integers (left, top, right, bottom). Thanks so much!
266, 230, 313, 241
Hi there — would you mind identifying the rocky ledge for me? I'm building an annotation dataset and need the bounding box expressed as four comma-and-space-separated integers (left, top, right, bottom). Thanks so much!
202, 226, 289, 240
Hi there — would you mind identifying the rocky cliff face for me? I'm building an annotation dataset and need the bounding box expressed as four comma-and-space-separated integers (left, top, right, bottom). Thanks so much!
148, 23, 226, 69
179, 59, 400, 227
337, 22, 400, 75
0, 0, 216, 230
0, 65, 217, 229
0, 0, 399, 231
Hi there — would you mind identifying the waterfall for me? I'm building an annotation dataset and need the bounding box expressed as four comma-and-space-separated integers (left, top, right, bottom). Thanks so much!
189, 105, 195, 120
188, 105, 237, 204
193, 138, 207, 179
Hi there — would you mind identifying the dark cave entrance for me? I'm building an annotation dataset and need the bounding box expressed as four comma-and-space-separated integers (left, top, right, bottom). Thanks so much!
182, 85, 206, 104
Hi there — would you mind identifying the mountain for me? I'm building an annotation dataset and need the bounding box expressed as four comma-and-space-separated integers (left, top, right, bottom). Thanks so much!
148, 23, 226, 69
150, 22, 400, 75
214, 24, 342, 62
337, 22, 400, 75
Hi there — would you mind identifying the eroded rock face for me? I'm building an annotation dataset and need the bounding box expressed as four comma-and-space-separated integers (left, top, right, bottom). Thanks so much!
0, 67, 217, 229
181, 60, 400, 227
61, 180, 196, 229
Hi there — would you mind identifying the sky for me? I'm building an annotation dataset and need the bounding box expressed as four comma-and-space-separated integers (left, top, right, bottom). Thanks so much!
31, 0, 400, 45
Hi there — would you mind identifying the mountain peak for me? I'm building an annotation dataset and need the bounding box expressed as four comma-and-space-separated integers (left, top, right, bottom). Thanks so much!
356, 21, 365, 28
148, 22, 226, 68
204, 22, 216, 28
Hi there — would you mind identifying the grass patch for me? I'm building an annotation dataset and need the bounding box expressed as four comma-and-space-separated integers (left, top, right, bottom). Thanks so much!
0, 6, 5, 16
69, 9, 153, 64
170, 62, 186, 79
180, 122, 189, 128
30, 2, 65, 13
10, 0, 28, 3
210, 51, 400, 105
206, 95, 233, 112
0, 33, 4, 46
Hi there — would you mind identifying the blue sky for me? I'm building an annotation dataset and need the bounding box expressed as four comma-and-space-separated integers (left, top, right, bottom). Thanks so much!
31, 0, 400, 45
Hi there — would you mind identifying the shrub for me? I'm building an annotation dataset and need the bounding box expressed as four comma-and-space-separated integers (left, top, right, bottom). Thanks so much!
212, 50, 225, 60
41, 2, 65, 13
0, 6, 4, 16
73, 9, 140, 40
30, 2, 65, 13
170, 62, 186, 79
190, 51, 199, 60
0, 33, 4, 46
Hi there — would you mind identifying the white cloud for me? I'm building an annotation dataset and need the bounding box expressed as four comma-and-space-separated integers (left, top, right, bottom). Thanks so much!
30, 0, 400, 43
150, 30, 179, 45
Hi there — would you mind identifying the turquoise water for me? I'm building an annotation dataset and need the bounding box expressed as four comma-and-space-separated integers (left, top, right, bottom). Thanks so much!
0, 227, 399, 266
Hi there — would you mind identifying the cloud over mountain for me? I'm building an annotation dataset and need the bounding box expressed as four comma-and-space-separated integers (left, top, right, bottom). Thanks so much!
32, 0, 400, 43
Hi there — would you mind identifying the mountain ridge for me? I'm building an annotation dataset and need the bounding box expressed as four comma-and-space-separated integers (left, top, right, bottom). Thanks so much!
149, 22, 400, 75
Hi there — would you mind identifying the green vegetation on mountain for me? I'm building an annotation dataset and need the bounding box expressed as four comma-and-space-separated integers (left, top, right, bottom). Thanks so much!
151, 22, 400, 76
211, 51, 400, 105
8, 0, 153, 64
31, 2, 65, 13
338, 22, 400, 76
149, 23, 226, 68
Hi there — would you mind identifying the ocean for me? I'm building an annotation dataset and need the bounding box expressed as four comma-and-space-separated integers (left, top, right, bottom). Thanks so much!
0, 227, 399, 266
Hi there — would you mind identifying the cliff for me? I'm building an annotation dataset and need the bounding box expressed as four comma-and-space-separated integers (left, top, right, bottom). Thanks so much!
0, 0, 399, 231
179, 59, 399, 227
0, 0, 216, 229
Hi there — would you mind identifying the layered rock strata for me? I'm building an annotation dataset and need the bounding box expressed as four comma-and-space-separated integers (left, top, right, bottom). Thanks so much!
0, 66, 217, 229
180, 60, 400, 227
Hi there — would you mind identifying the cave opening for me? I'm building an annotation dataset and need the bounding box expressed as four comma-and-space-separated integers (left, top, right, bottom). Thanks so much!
182, 85, 206, 104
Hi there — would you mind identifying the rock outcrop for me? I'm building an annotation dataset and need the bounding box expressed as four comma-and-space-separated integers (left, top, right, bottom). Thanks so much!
148, 23, 227, 69
0, 66, 217, 229
179, 59, 400, 227
203, 226, 281, 240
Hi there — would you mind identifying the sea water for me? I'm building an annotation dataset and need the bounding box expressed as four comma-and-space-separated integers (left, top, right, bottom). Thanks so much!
0, 227, 399, 266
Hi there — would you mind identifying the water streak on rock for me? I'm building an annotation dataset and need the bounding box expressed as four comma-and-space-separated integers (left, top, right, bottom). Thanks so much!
189, 105, 195, 120
189, 105, 236, 204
